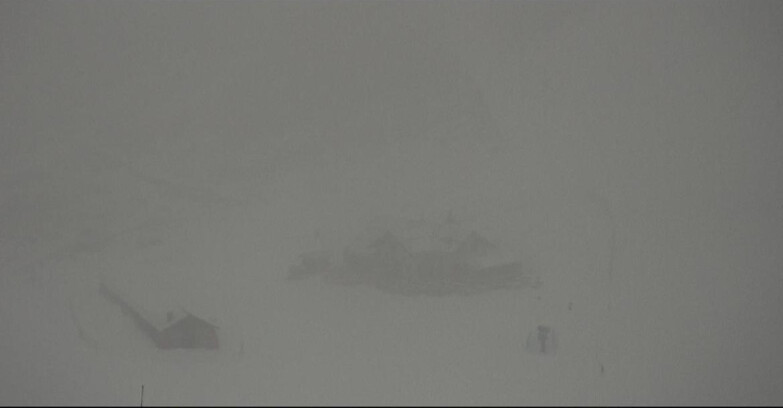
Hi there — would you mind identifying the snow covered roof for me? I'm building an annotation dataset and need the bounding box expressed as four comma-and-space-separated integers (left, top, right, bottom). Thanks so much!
99, 280, 188, 331
347, 213, 499, 254
99, 269, 217, 332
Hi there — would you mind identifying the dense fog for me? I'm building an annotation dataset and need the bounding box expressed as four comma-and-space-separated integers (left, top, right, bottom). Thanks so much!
1, 0, 782, 405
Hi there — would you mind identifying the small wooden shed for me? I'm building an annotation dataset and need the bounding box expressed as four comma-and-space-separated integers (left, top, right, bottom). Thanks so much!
100, 281, 219, 350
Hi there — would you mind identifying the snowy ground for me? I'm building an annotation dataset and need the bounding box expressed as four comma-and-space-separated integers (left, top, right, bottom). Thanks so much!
2, 176, 780, 405
2, 1, 782, 405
